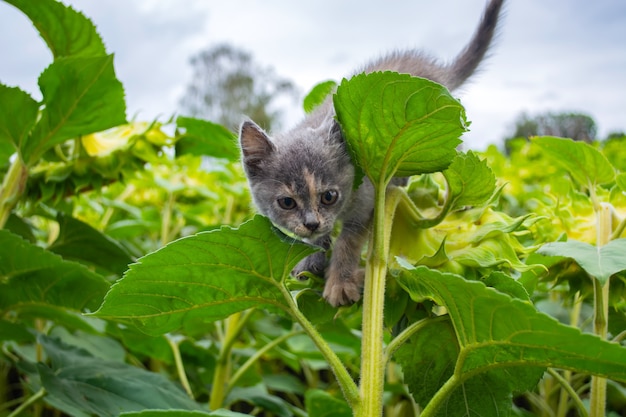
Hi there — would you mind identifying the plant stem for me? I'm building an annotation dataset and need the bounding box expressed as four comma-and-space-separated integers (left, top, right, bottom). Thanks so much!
225, 330, 303, 396
209, 310, 253, 411
281, 286, 360, 409
0, 156, 28, 229
384, 316, 447, 363
166, 335, 194, 399
590, 202, 612, 417
419, 374, 463, 417
548, 368, 589, 417
357, 183, 390, 417
6, 388, 46, 417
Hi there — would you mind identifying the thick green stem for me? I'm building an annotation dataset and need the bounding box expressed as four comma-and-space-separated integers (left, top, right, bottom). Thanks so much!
356, 183, 389, 417
0, 156, 28, 229
590, 202, 611, 417
281, 286, 360, 409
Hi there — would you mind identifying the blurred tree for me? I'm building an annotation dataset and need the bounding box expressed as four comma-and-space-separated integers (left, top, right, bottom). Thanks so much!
505, 111, 598, 154
179, 43, 297, 132
509, 111, 597, 142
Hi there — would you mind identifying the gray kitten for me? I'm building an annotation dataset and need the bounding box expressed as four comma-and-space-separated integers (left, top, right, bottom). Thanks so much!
239, 0, 505, 306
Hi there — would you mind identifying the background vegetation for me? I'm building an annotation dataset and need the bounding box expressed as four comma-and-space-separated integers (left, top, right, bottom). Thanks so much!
1, 1, 625, 417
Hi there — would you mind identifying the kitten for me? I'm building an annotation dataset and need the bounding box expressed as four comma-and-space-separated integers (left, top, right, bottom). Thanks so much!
239, 0, 505, 307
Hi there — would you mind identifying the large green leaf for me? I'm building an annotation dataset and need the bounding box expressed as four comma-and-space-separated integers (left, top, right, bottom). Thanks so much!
5, 0, 107, 58
33, 335, 203, 417
533, 136, 615, 188
396, 265, 626, 384
395, 317, 538, 416
333, 72, 465, 186
175, 116, 238, 161
0, 84, 38, 154
443, 151, 496, 209
121, 411, 247, 417
22, 55, 126, 165
93, 216, 316, 336
48, 213, 133, 276
305, 389, 352, 417
538, 238, 626, 285
0, 229, 110, 313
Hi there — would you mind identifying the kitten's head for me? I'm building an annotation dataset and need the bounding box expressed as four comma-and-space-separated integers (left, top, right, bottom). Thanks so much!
239, 119, 354, 241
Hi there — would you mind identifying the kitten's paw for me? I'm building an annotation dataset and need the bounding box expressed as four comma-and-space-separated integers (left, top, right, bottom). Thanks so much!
323, 269, 364, 307
291, 252, 326, 280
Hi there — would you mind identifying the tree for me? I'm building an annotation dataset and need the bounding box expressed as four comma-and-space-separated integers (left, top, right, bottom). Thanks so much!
508, 111, 597, 141
179, 43, 297, 132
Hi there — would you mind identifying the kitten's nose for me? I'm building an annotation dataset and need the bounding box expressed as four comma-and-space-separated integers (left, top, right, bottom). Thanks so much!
304, 220, 320, 232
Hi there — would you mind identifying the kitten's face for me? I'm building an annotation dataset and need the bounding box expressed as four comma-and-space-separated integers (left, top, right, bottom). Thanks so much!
239, 120, 354, 241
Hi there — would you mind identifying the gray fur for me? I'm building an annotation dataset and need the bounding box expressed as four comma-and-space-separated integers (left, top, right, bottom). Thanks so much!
239, 0, 505, 307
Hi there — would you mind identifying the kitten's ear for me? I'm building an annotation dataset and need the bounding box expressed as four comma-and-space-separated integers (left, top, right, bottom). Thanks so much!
239, 121, 275, 174
328, 120, 344, 144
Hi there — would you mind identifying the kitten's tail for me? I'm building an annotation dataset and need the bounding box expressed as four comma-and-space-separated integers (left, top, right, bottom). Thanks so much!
360, 0, 505, 90
444, 0, 505, 90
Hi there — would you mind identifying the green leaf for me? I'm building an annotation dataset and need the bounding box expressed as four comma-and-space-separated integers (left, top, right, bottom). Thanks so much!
34, 335, 203, 417
121, 411, 248, 417
0, 230, 110, 313
533, 136, 615, 188
303, 80, 336, 114
334, 71, 465, 186
0, 319, 35, 343
396, 315, 541, 417
444, 151, 496, 209
537, 238, 626, 285
0, 84, 39, 154
226, 384, 292, 417
22, 55, 126, 165
305, 389, 352, 417
396, 265, 626, 385
175, 116, 238, 161
616, 173, 626, 192
5, 0, 107, 58
48, 213, 133, 276
93, 216, 316, 336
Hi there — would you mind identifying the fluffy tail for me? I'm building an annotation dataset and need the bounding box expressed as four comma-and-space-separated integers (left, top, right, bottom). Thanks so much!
360, 0, 505, 90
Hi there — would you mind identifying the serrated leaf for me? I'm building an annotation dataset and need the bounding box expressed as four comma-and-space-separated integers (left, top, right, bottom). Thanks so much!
305, 389, 352, 417
48, 213, 132, 276
533, 136, 615, 188
0, 230, 110, 313
175, 116, 238, 161
0, 84, 38, 153
35, 335, 203, 417
93, 216, 316, 336
396, 316, 534, 417
22, 55, 126, 165
334, 72, 465, 186
537, 238, 626, 285
5, 0, 106, 58
303, 80, 336, 114
444, 151, 496, 209
396, 265, 626, 385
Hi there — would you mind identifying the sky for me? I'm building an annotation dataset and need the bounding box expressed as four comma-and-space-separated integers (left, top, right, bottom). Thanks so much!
1, 0, 625, 149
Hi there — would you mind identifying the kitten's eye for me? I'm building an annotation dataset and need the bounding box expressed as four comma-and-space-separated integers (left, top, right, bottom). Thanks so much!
320, 190, 339, 205
277, 197, 297, 210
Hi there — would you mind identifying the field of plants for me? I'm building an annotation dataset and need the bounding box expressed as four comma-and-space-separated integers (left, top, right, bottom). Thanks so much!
1, 1, 626, 417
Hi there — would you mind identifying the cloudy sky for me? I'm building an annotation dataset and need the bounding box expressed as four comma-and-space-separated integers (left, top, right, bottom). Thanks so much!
1, 0, 625, 149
